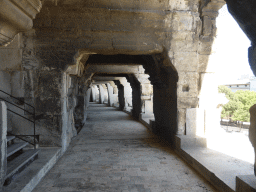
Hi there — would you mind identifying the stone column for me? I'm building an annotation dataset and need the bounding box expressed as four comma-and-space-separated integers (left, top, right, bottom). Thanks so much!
106, 83, 114, 106
83, 87, 91, 122
102, 84, 108, 103
74, 83, 86, 128
149, 66, 178, 145
127, 75, 142, 119
250, 105, 256, 176
0, 101, 7, 190
134, 74, 154, 117
115, 81, 125, 110
118, 78, 132, 110
98, 85, 105, 104
90, 85, 97, 102
109, 81, 118, 106
35, 70, 75, 151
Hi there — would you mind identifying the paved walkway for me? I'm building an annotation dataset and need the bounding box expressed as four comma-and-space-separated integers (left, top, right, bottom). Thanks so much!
33, 103, 217, 192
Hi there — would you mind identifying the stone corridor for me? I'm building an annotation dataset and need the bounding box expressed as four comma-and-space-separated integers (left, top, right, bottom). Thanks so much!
33, 103, 217, 192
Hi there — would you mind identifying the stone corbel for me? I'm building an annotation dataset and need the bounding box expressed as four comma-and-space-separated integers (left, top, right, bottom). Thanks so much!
200, 0, 226, 37
0, 0, 42, 46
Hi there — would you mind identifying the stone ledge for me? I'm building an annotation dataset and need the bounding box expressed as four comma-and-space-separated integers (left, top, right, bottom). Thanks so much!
236, 175, 256, 192
175, 135, 254, 192
139, 113, 155, 132
136, 111, 255, 192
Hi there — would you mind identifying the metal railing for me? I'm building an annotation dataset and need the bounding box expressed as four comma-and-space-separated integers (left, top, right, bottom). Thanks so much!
0, 90, 39, 149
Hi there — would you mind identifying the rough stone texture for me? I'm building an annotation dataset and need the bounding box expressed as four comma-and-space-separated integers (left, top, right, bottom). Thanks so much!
98, 85, 105, 104
0, 0, 42, 46
186, 108, 204, 137
32, 103, 217, 192
3, 0, 256, 189
0, 101, 7, 191
236, 175, 256, 192
249, 104, 256, 176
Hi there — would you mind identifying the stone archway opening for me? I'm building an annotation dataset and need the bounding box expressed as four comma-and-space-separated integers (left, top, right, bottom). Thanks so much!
199, 4, 255, 164
80, 52, 179, 146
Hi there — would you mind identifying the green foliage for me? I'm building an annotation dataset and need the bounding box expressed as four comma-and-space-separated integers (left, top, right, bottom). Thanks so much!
218, 86, 256, 122
218, 85, 234, 100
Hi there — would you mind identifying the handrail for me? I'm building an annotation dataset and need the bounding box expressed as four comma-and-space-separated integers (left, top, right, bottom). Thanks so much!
7, 109, 34, 123
0, 98, 34, 115
0, 90, 37, 149
0, 90, 34, 109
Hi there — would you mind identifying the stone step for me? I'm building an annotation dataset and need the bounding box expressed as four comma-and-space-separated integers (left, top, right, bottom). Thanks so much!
5, 149, 40, 185
7, 142, 28, 157
7, 136, 15, 142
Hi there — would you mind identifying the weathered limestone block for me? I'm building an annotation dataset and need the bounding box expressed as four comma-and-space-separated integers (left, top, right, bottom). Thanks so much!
144, 99, 153, 115
106, 83, 114, 106
173, 52, 198, 72
90, 86, 97, 102
177, 97, 198, 109
199, 38, 214, 55
98, 85, 105, 104
141, 84, 153, 96
168, 0, 196, 11
11, 71, 26, 98
186, 108, 204, 137
171, 12, 194, 31
0, 71, 11, 96
170, 39, 199, 52
0, 34, 22, 71
0, 101, 7, 190
249, 104, 256, 176
198, 54, 210, 73
177, 72, 199, 98
0, 0, 42, 46
178, 108, 186, 135
109, 82, 118, 95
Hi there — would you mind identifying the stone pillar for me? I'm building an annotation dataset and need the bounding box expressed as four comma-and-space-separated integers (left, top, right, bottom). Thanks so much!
128, 75, 142, 119
74, 83, 86, 128
109, 81, 118, 106
249, 104, 256, 176
114, 80, 125, 110
90, 85, 97, 102
106, 83, 114, 106
102, 84, 108, 103
35, 70, 75, 150
0, 101, 7, 190
67, 75, 78, 138
98, 85, 105, 104
118, 78, 132, 110
186, 108, 204, 136
151, 68, 178, 145
135, 74, 154, 117
83, 87, 91, 122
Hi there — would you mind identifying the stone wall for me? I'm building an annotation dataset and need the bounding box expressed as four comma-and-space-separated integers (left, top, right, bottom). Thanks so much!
0, 0, 230, 148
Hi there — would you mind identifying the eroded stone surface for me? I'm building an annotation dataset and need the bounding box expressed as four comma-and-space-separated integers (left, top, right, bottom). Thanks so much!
249, 104, 256, 176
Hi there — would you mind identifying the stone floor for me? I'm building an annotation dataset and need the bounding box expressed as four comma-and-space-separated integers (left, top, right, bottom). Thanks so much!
33, 103, 217, 192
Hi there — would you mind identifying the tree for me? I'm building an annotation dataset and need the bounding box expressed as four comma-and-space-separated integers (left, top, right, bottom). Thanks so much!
218, 86, 256, 122
218, 85, 239, 119
218, 85, 235, 100
232, 90, 256, 122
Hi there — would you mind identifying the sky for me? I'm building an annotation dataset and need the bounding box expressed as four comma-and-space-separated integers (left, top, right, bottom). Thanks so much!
208, 5, 253, 85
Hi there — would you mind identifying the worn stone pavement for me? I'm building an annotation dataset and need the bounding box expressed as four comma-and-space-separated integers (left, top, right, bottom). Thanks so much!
33, 103, 217, 192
